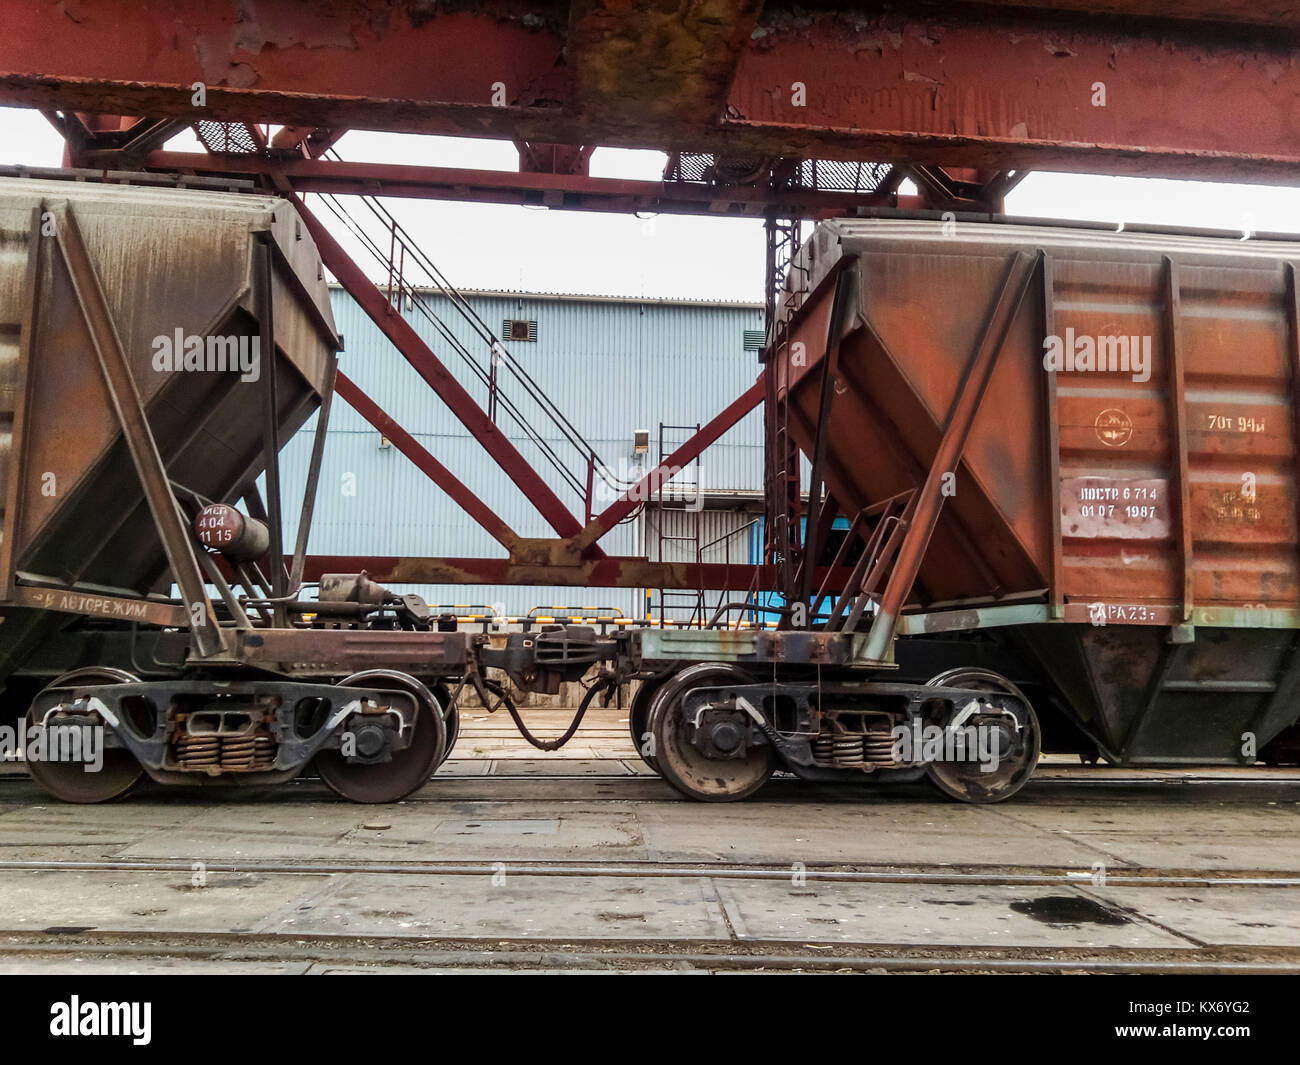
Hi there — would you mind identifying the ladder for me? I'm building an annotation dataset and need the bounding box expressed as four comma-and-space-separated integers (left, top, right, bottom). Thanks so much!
653, 423, 705, 626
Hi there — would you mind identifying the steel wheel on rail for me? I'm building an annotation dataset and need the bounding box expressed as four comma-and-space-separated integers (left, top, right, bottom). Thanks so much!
649, 663, 775, 802
315, 670, 446, 803
25, 667, 145, 804
430, 681, 460, 767
629, 672, 672, 773
922, 668, 1040, 804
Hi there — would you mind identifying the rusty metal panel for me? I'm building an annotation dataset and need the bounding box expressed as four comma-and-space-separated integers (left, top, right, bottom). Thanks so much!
781, 219, 1300, 621
231, 628, 470, 672
0, 177, 336, 670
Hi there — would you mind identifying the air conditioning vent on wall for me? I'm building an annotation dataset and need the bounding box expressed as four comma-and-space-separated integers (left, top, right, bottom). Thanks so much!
504, 318, 537, 342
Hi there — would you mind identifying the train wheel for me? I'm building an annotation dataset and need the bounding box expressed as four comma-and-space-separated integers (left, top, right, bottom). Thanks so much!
439, 694, 460, 767
315, 670, 446, 803
650, 663, 774, 802
629, 673, 670, 772
427, 682, 460, 767
923, 668, 1040, 804
25, 668, 145, 804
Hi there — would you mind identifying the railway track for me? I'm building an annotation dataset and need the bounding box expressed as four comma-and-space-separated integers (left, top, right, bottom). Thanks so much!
2, 854, 1298, 973
0, 928, 1296, 974
1, 764, 1296, 974
1, 856, 1298, 888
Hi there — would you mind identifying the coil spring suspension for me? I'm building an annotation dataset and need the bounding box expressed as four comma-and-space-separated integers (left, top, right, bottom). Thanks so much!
219, 732, 275, 771
813, 734, 867, 766
863, 727, 896, 765
814, 725, 898, 767
174, 729, 276, 772
174, 732, 220, 770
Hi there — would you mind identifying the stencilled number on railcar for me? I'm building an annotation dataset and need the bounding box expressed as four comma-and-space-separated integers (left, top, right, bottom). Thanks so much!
1102, 604, 1158, 623
1207, 413, 1266, 433
195, 510, 234, 543
1062, 478, 1169, 539
1214, 490, 1262, 522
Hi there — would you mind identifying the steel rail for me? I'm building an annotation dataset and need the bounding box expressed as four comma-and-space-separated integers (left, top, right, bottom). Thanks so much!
0, 857, 1296, 889
0, 934, 1294, 975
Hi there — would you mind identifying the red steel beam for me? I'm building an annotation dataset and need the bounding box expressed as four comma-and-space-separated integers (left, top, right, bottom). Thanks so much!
574, 377, 765, 551
137, 151, 901, 217
334, 372, 520, 552
2, 2, 1299, 182
294, 195, 600, 552
722, 11, 1300, 183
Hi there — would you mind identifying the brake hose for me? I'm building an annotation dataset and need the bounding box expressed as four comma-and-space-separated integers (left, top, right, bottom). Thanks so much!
480, 673, 620, 752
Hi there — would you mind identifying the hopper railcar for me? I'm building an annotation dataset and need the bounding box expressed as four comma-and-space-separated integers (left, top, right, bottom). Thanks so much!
627, 216, 1300, 803
4, 174, 1299, 805
0, 176, 473, 803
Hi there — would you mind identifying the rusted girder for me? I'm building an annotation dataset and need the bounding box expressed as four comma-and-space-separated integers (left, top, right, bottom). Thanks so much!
574, 378, 765, 552
515, 141, 592, 175
294, 194, 600, 553
334, 372, 521, 552
567, 0, 762, 135
134, 151, 903, 217
960, 0, 1300, 28
723, 8, 1300, 182
2, 2, 1298, 182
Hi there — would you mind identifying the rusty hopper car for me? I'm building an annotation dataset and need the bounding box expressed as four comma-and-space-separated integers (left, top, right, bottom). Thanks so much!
0, 176, 477, 803
7, 177, 1300, 808
623, 217, 1300, 804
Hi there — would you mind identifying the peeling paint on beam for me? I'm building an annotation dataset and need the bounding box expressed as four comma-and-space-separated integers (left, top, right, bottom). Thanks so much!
727, 10, 1300, 182
567, 0, 762, 132
3, 1, 1300, 182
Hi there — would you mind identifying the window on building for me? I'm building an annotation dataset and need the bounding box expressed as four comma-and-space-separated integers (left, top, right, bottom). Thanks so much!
504, 318, 538, 342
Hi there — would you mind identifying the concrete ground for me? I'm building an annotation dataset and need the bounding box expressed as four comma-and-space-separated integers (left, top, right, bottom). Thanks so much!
0, 704, 1298, 973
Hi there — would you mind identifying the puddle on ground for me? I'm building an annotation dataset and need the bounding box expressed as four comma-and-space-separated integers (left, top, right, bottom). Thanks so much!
1010, 895, 1130, 928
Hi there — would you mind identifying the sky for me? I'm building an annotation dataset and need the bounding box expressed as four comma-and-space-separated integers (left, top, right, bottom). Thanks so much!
3, 105, 1298, 303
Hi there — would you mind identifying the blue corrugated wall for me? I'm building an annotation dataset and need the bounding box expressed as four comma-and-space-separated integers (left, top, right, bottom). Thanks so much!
277, 288, 766, 617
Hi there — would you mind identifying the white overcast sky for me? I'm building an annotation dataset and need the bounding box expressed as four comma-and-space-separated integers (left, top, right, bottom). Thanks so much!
3, 106, 1298, 303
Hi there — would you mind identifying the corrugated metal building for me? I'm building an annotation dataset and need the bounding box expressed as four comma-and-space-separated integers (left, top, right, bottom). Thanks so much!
278, 287, 767, 619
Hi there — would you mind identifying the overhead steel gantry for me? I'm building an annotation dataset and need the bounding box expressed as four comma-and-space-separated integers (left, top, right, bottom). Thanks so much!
1, 0, 1297, 596
3, 0, 1299, 180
